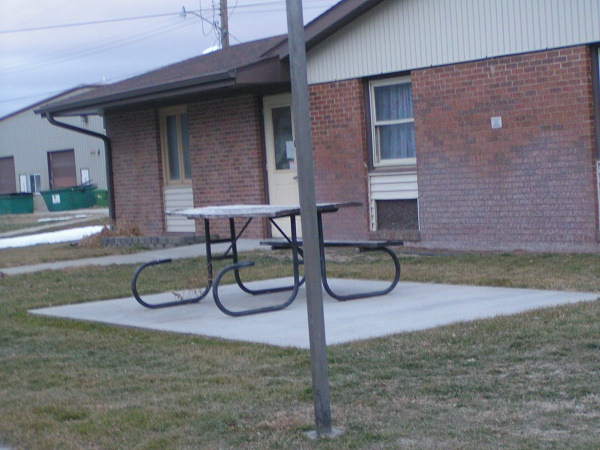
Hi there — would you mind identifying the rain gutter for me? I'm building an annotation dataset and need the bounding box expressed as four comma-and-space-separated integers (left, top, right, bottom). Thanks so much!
37, 71, 238, 117
44, 113, 116, 223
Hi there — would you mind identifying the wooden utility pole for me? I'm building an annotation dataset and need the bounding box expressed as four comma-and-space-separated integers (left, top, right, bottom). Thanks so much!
220, 0, 229, 48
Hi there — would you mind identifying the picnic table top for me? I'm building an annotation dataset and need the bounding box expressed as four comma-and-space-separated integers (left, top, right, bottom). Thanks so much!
167, 202, 361, 220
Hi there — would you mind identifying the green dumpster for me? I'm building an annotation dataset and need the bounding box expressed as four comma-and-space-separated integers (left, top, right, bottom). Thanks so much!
93, 189, 108, 207
41, 184, 97, 212
0, 193, 34, 215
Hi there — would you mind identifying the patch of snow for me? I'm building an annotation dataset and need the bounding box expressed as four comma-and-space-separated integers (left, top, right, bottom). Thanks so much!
0, 226, 104, 249
38, 214, 87, 223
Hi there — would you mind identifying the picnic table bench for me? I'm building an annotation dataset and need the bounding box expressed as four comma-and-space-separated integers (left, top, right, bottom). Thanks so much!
260, 237, 403, 301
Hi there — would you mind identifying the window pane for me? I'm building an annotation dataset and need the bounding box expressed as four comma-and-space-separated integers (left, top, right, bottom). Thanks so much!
377, 123, 416, 160
272, 106, 294, 170
374, 83, 413, 121
29, 174, 41, 193
166, 115, 180, 180
180, 113, 192, 179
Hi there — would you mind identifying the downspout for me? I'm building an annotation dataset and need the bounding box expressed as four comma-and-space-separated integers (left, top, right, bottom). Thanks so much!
44, 113, 116, 224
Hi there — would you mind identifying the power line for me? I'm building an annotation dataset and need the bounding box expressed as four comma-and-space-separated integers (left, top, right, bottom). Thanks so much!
0, 0, 336, 34
0, 11, 184, 34
0, 0, 339, 76
2, 18, 200, 74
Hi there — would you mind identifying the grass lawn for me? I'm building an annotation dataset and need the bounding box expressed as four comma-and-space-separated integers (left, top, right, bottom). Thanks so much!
0, 241, 146, 269
0, 213, 52, 234
0, 210, 109, 235
0, 250, 599, 448
0, 212, 145, 269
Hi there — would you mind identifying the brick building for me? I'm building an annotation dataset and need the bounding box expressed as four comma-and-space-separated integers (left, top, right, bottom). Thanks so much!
38, 0, 600, 252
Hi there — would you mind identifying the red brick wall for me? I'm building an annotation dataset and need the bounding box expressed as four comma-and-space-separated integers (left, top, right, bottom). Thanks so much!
105, 96, 267, 238
104, 46, 598, 253
413, 46, 598, 251
105, 109, 165, 235
309, 79, 370, 239
188, 94, 266, 237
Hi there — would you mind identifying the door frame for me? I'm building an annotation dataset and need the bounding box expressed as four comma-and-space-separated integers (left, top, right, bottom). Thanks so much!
263, 93, 301, 236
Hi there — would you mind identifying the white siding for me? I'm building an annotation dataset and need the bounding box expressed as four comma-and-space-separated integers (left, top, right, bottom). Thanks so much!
0, 103, 107, 192
307, 0, 600, 84
164, 186, 195, 233
369, 171, 418, 200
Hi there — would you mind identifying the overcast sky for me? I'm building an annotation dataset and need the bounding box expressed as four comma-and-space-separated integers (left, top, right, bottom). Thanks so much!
0, 0, 339, 118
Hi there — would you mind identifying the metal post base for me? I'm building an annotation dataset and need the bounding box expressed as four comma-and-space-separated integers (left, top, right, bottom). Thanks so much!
304, 427, 345, 440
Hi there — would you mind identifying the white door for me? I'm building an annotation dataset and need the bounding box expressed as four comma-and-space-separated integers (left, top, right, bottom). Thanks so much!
263, 94, 301, 237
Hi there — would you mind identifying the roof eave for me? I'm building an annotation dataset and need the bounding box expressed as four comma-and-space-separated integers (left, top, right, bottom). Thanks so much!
270, 0, 389, 59
0, 85, 100, 121
36, 71, 237, 117
36, 55, 291, 117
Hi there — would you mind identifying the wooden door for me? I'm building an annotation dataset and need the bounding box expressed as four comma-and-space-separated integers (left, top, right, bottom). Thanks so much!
48, 149, 76, 189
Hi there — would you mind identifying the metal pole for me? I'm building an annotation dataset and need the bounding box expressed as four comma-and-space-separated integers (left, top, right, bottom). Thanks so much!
284, 0, 334, 437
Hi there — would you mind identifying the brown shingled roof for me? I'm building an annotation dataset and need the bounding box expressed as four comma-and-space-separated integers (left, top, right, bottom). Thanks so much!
38, 35, 288, 116
37, 0, 388, 117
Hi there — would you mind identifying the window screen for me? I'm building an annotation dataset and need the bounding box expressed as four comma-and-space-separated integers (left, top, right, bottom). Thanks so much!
376, 199, 419, 231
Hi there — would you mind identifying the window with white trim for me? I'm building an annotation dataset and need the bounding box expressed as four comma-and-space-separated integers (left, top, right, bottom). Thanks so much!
369, 77, 416, 166
29, 174, 41, 193
160, 106, 191, 185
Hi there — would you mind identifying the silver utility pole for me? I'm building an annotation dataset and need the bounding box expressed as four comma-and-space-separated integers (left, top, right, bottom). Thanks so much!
285, 0, 338, 438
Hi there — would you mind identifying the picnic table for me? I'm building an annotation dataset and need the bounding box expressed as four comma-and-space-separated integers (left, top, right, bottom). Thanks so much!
131, 202, 401, 316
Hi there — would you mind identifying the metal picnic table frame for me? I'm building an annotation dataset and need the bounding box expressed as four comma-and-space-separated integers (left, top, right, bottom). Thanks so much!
131, 202, 401, 316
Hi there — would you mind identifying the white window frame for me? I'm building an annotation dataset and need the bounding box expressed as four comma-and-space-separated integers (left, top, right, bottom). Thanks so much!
19, 174, 27, 193
29, 173, 41, 193
369, 76, 416, 167
160, 106, 191, 186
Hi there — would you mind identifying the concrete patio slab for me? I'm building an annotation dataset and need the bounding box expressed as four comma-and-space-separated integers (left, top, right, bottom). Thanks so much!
30, 279, 598, 349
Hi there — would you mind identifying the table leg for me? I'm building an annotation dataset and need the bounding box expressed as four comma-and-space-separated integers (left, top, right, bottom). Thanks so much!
130, 218, 214, 309
230, 216, 305, 296
316, 213, 401, 301
212, 214, 302, 316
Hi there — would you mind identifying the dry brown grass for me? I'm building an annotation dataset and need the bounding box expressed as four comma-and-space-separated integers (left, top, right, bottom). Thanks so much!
76, 223, 141, 248
0, 248, 599, 448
